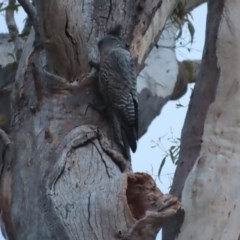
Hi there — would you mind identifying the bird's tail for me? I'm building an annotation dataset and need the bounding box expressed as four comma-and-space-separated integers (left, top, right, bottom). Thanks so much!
125, 127, 137, 153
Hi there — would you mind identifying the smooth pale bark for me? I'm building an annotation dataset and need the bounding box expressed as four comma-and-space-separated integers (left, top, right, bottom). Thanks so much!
138, 21, 179, 137
177, 0, 240, 239
170, 0, 223, 200
138, 21, 201, 137
136, 0, 204, 137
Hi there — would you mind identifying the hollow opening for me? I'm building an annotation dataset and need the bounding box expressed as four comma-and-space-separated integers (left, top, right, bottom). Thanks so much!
126, 173, 163, 220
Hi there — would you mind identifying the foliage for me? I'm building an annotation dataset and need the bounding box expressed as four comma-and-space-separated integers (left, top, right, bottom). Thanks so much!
151, 136, 180, 179
172, 0, 195, 44
0, 1, 20, 12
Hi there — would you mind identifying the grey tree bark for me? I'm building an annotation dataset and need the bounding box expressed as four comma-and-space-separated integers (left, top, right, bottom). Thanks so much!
0, 0, 183, 239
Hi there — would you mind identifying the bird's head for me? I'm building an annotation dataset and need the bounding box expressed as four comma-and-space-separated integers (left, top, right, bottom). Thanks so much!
98, 35, 125, 56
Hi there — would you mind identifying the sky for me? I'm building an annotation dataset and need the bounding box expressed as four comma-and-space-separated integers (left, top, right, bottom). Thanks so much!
133, 3, 207, 192
0, 2, 207, 239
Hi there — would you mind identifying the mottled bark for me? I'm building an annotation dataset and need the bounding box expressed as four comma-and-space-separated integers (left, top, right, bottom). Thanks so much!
171, 0, 223, 199
177, 0, 240, 238
163, 1, 225, 239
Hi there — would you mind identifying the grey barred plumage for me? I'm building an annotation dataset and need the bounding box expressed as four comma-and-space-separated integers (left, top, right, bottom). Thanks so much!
98, 35, 138, 157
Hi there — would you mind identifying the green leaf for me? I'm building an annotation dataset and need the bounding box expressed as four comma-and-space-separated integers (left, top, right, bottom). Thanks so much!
169, 148, 174, 162
171, 146, 179, 154
187, 20, 195, 43
175, 23, 183, 40
0, 3, 20, 12
158, 156, 166, 179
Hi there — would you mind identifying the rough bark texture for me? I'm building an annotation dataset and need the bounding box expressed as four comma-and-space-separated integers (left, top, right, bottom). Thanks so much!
36, 0, 89, 80
0, 0, 182, 239
162, 0, 225, 239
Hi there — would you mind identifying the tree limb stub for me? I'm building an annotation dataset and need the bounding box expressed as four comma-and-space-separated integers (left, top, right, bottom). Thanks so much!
171, 60, 201, 100
47, 126, 129, 190
43, 125, 129, 239
45, 129, 181, 239
120, 173, 181, 240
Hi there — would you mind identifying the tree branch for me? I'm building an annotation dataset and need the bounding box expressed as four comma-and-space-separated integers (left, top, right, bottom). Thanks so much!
5, 0, 19, 39
171, 60, 201, 100
5, 0, 23, 60
118, 173, 181, 240
18, 0, 40, 45
18, 0, 36, 26
136, 0, 202, 137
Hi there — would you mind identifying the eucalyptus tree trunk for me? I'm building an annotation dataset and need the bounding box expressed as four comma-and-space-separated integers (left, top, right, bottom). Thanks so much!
164, 0, 240, 239
0, 0, 182, 239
